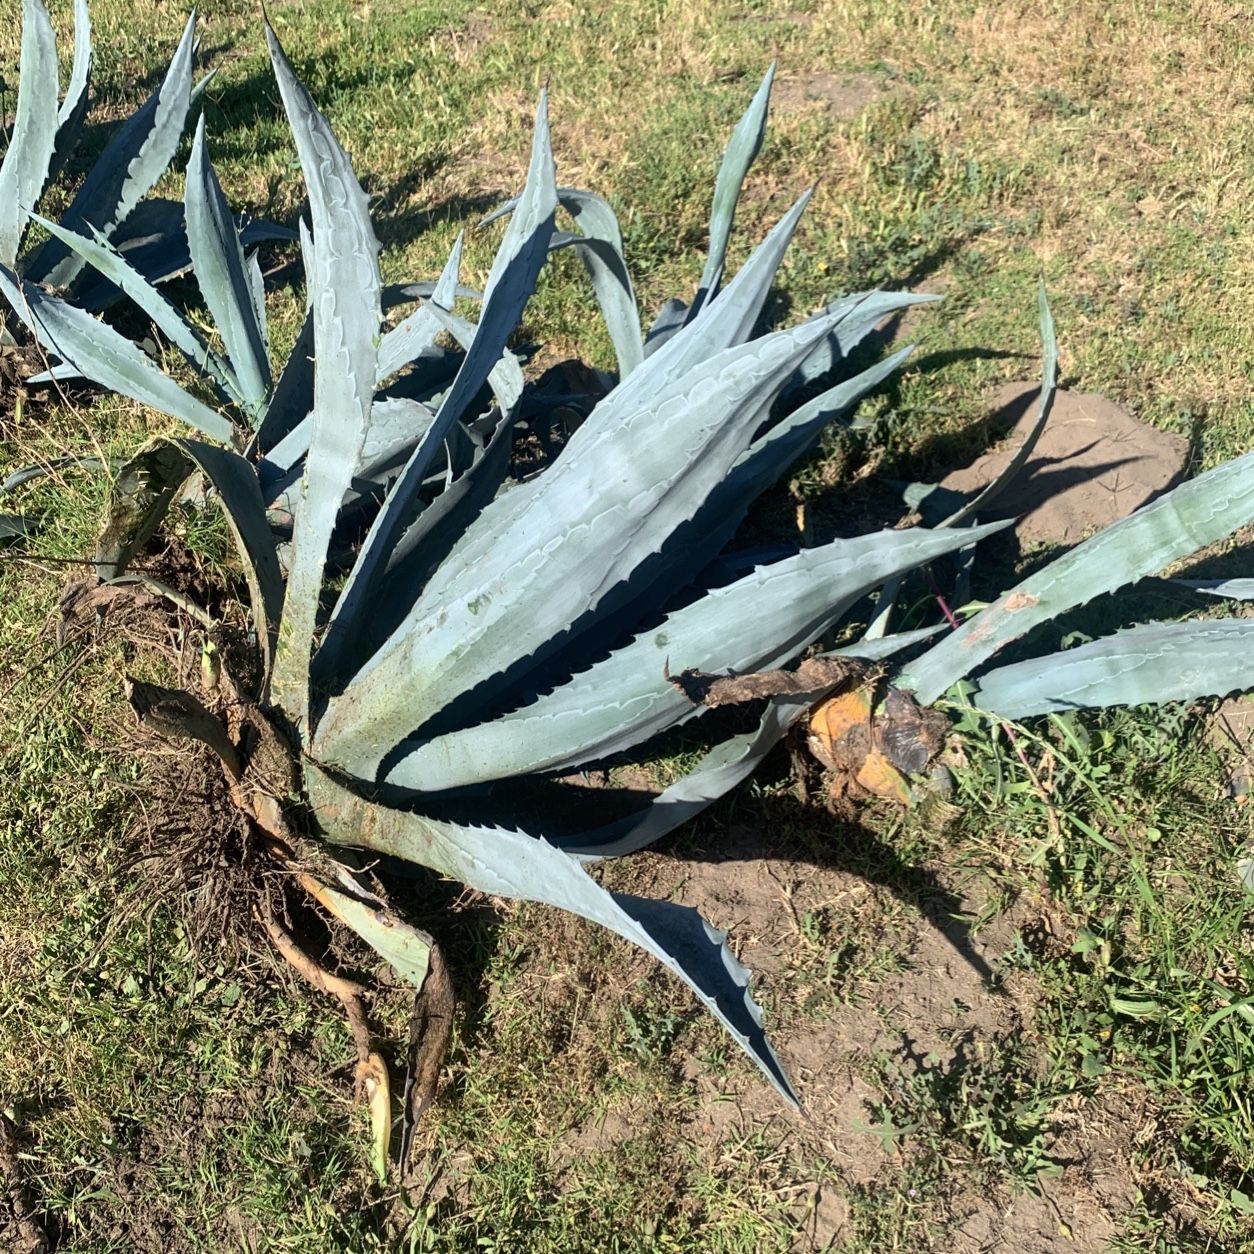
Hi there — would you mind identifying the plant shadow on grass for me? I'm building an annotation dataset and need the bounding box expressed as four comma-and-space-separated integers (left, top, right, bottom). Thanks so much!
361, 172, 503, 255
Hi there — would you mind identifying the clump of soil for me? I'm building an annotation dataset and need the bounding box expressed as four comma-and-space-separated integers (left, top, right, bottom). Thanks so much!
941, 383, 1189, 546
0, 1115, 48, 1254
0, 339, 48, 431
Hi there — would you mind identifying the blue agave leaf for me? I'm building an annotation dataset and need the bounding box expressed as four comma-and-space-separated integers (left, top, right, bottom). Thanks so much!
971, 620, 1254, 718
303, 871, 432, 990
316, 94, 557, 682
357, 397, 438, 481
411, 301, 524, 415
259, 396, 438, 517
245, 251, 268, 355
378, 402, 514, 579
265, 22, 382, 733
26, 11, 197, 288
173, 437, 285, 679
690, 64, 775, 320
265, 309, 508, 518
311, 414, 517, 690
786, 289, 940, 393
25, 362, 81, 384
312, 298, 525, 681
306, 762, 798, 1106
185, 115, 272, 420
376, 230, 463, 383
0, 0, 59, 266
876, 284, 1054, 638
45, 0, 92, 187
666, 189, 811, 372
0, 263, 233, 442
942, 283, 1057, 527
71, 202, 295, 312
378, 522, 1007, 791
488, 187, 643, 377
899, 444, 1254, 704
1, 455, 107, 494
390, 193, 830, 647
538, 342, 917, 673
554, 627, 944, 860
93, 441, 196, 580
550, 189, 642, 376
1173, 578, 1254, 601
254, 304, 314, 453
747, 342, 914, 466
384, 277, 481, 308
281, 398, 447, 523
317, 305, 859, 770
29, 210, 238, 403
0, 513, 38, 543
644, 296, 688, 356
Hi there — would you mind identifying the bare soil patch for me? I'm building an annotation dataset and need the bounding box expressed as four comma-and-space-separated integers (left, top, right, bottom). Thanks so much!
772, 72, 884, 120
592, 828, 1148, 1249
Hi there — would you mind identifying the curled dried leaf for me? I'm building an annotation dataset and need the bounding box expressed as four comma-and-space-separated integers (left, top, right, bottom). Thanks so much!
664, 654, 872, 707
357, 1052, 392, 1185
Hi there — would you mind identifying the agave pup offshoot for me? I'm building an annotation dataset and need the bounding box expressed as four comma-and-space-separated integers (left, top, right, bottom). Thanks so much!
0, 0, 286, 331
14, 26, 1018, 1155
0, 0, 294, 539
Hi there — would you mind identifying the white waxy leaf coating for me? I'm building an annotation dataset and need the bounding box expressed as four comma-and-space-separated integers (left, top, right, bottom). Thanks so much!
0, 0, 59, 266
267, 23, 381, 733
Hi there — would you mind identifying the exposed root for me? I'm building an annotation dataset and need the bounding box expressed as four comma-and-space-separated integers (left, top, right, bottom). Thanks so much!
124, 675, 243, 780
56, 559, 455, 1158
260, 909, 373, 1066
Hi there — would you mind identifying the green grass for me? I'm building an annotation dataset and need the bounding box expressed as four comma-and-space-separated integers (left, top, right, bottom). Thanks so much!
5, 0, 1254, 1249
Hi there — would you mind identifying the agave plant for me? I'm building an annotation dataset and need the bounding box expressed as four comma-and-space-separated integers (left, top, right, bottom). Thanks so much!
11, 25, 1031, 1132
2, 102, 491, 519
0, 0, 296, 347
